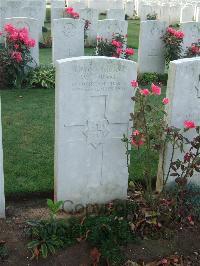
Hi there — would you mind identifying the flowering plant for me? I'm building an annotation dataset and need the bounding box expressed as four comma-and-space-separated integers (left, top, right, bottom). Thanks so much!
146, 12, 157, 20
185, 40, 200, 58
123, 81, 168, 195
124, 79, 200, 199
65, 7, 80, 19
162, 122, 200, 190
0, 23, 35, 89
83, 19, 91, 43
95, 33, 134, 60
162, 27, 184, 66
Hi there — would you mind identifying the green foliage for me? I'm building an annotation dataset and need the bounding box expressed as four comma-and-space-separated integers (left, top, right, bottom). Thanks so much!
27, 200, 137, 265
138, 73, 168, 86
0, 50, 10, 89
27, 219, 70, 258
26, 66, 55, 89
95, 33, 134, 60
47, 199, 63, 219
185, 185, 200, 220
146, 13, 157, 20
0, 242, 9, 261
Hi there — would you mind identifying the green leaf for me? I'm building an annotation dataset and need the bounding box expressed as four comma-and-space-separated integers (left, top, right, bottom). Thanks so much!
27, 240, 40, 249
41, 244, 48, 258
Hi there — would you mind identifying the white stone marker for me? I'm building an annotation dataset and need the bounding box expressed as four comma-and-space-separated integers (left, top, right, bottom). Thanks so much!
0, 7, 6, 43
55, 56, 137, 210
51, 7, 64, 21
97, 19, 128, 41
157, 57, 200, 191
107, 9, 125, 20
0, 99, 5, 218
180, 4, 195, 23
52, 18, 84, 63
138, 20, 167, 74
79, 8, 98, 46
180, 22, 200, 52
4, 17, 39, 66
125, 1, 135, 18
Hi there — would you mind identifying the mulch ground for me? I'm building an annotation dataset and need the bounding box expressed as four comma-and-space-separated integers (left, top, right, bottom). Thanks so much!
0, 199, 200, 266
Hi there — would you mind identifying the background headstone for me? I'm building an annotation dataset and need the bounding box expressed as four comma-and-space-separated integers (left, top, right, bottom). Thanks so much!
79, 8, 98, 46
97, 19, 128, 41
157, 57, 200, 191
55, 56, 137, 210
138, 20, 167, 74
52, 18, 84, 63
107, 9, 125, 20
181, 22, 200, 52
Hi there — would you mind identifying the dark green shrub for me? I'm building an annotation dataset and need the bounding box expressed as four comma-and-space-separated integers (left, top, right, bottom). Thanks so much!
137, 72, 168, 86
26, 66, 55, 89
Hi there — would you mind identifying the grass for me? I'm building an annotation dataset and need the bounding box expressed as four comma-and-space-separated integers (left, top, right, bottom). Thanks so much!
1, 89, 54, 196
1, 20, 142, 196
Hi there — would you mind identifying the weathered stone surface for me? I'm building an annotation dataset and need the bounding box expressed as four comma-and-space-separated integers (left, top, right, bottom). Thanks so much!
55, 56, 137, 210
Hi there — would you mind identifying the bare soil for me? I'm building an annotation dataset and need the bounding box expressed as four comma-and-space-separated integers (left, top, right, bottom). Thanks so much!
0, 199, 200, 266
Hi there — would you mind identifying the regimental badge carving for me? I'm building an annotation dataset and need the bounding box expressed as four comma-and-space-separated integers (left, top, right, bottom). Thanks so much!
63, 23, 76, 37
83, 119, 110, 149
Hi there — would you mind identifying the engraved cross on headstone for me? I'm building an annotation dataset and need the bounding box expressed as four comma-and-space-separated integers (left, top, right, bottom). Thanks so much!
64, 94, 128, 183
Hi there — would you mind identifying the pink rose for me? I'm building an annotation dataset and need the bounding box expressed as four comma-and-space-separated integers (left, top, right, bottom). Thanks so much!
162, 98, 169, 105
125, 48, 134, 56
140, 89, 150, 96
151, 83, 161, 95
11, 51, 22, 62
184, 120, 196, 129
112, 40, 122, 48
131, 80, 138, 88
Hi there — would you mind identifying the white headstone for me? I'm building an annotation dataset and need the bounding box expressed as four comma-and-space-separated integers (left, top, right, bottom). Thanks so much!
0, 7, 6, 43
180, 4, 195, 22
6, 0, 23, 17
160, 4, 170, 25
0, 99, 5, 219
79, 8, 98, 46
97, 19, 128, 41
51, 7, 64, 21
52, 18, 84, 63
181, 22, 200, 52
55, 56, 137, 210
157, 58, 200, 191
4, 17, 39, 66
125, 1, 135, 18
51, 0, 65, 8
107, 9, 125, 20
138, 20, 167, 74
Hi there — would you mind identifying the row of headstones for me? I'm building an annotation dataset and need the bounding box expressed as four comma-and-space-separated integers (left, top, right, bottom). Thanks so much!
138, 1, 200, 23
52, 5, 127, 45
0, 0, 46, 42
52, 6, 126, 21
51, 0, 200, 21
1, 55, 200, 217
51, 0, 134, 18
58, 0, 125, 12
0, 15, 128, 66
138, 20, 200, 74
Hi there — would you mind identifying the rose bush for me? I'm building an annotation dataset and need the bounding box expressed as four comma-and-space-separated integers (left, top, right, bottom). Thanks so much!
162, 27, 184, 66
124, 79, 200, 197
185, 40, 200, 58
95, 33, 134, 60
0, 23, 35, 89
